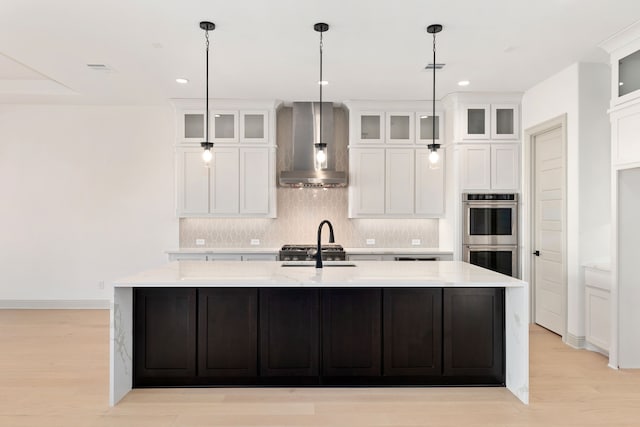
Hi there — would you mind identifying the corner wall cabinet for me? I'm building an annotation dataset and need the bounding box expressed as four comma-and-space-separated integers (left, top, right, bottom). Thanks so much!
133, 287, 505, 387
172, 100, 278, 218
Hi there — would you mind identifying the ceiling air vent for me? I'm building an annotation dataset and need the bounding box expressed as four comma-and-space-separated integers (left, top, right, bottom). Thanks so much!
425, 63, 445, 70
86, 63, 114, 72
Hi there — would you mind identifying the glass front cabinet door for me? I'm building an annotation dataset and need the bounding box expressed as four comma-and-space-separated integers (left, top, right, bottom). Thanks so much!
179, 111, 206, 143
490, 104, 519, 140
240, 111, 268, 143
212, 111, 239, 143
416, 112, 443, 145
357, 112, 385, 144
386, 112, 415, 144
463, 104, 491, 140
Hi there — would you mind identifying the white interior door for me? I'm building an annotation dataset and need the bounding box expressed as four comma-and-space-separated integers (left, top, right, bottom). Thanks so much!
533, 126, 566, 335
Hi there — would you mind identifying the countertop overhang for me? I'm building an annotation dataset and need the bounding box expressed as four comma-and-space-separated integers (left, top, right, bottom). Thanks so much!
114, 261, 525, 288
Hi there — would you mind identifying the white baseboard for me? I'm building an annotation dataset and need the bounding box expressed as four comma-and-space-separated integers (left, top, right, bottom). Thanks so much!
565, 332, 586, 349
0, 299, 110, 309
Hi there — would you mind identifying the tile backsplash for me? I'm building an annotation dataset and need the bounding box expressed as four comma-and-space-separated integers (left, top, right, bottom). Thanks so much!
179, 105, 438, 248
180, 188, 438, 248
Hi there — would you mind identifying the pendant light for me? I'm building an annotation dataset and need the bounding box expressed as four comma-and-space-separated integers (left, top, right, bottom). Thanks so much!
199, 21, 215, 165
426, 24, 442, 167
314, 22, 329, 171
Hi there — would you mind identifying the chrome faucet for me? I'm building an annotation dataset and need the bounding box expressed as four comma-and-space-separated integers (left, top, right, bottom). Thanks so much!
316, 219, 335, 269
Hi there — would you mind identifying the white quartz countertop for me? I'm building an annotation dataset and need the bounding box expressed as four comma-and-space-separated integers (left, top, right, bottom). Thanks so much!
114, 261, 525, 288
167, 247, 452, 254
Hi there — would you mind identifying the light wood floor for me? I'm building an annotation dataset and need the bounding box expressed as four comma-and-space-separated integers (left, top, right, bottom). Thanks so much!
0, 310, 638, 426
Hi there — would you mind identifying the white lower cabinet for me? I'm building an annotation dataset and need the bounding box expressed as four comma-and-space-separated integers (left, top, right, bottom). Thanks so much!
176, 147, 274, 217
459, 144, 519, 191
349, 148, 444, 218
168, 252, 277, 261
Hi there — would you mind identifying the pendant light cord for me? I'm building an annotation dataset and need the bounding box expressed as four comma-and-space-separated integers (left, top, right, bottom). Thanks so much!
319, 31, 323, 146
205, 29, 210, 143
432, 31, 436, 147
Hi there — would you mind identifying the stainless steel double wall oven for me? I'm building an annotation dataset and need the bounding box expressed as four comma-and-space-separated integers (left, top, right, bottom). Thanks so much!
462, 193, 519, 278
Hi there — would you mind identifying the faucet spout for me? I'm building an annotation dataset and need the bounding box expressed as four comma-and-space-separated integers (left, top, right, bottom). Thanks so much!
316, 220, 335, 269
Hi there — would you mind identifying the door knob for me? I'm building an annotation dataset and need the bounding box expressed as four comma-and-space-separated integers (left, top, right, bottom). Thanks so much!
533, 250, 540, 256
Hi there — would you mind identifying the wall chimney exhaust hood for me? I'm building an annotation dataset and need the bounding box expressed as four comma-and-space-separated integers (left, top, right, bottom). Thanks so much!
279, 102, 347, 188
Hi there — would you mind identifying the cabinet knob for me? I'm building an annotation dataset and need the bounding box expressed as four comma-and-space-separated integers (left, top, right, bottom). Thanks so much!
533, 250, 540, 257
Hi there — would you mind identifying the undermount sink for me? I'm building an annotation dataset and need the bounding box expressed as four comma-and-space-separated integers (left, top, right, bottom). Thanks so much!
281, 261, 357, 268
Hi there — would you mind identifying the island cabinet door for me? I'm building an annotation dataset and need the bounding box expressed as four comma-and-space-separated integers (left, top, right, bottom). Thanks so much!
383, 288, 442, 376
197, 288, 257, 377
259, 289, 320, 377
442, 288, 504, 382
134, 288, 197, 384
322, 289, 382, 376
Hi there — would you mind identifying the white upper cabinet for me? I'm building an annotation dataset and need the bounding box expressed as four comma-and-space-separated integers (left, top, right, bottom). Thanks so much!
491, 104, 519, 140
461, 103, 519, 141
176, 147, 210, 214
460, 144, 491, 190
491, 144, 520, 190
416, 112, 443, 145
462, 104, 491, 140
239, 148, 271, 214
349, 148, 385, 215
459, 144, 519, 191
212, 110, 239, 143
172, 100, 278, 218
415, 149, 445, 216
240, 110, 268, 143
210, 147, 240, 214
386, 112, 415, 144
356, 112, 385, 144
385, 149, 415, 214
178, 111, 206, 143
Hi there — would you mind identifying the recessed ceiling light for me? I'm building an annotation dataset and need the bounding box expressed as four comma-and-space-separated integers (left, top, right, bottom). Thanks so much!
318, 80, 328, 85
458, 80, 470, 87
619, 82, 624, 86
176, 78, 189, 84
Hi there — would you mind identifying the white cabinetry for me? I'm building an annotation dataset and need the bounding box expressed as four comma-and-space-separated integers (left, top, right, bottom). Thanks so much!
461, 103, 519, 141
168, 252, 278, 261
386, 112, 415, 144
173, 100, 278, 218
459, 144, 519, 191
349, 148, 444, 218
349, 148, 385, 215
385, 149, 414, 214
346, 101, 446, 218
176, 147, 273, 217
584, 266, 611, 353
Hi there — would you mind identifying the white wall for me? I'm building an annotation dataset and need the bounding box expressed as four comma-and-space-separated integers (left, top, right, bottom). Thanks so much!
522, 62, 611, 339
0, 105, 178, 305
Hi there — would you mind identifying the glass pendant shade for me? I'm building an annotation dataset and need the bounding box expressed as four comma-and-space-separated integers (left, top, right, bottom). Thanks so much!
315, 143, 328, 170
202, 148, 213, 164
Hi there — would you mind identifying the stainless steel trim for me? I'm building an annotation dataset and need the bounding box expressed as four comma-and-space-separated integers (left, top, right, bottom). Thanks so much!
463, 245, 519, 278
463, 201, 518, 245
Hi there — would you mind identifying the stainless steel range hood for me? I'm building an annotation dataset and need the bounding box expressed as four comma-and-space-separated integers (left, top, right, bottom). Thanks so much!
279, 102, 347, 188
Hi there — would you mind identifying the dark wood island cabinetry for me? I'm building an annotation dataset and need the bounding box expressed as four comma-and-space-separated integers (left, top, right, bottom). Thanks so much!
133, 286, 504, 387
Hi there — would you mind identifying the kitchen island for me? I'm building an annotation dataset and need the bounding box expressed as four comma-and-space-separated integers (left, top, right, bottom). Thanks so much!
110, 261, 528, 405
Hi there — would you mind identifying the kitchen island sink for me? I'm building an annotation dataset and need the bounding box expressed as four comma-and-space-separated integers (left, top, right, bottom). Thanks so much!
110, 261, 529, 406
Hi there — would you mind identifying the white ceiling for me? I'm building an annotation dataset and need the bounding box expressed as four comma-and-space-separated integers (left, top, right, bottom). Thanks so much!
1, 0, 639, 105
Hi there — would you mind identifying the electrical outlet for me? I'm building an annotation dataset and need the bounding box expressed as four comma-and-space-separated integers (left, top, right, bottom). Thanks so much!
411, 239, 421, 246
366, 238, 376, 245
250, 239, 260, 246
195, 238, 205, 246
98, 281, 105, 290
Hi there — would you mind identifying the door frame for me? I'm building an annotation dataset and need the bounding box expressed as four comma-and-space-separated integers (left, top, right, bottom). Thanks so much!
523, 114, 568, 340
